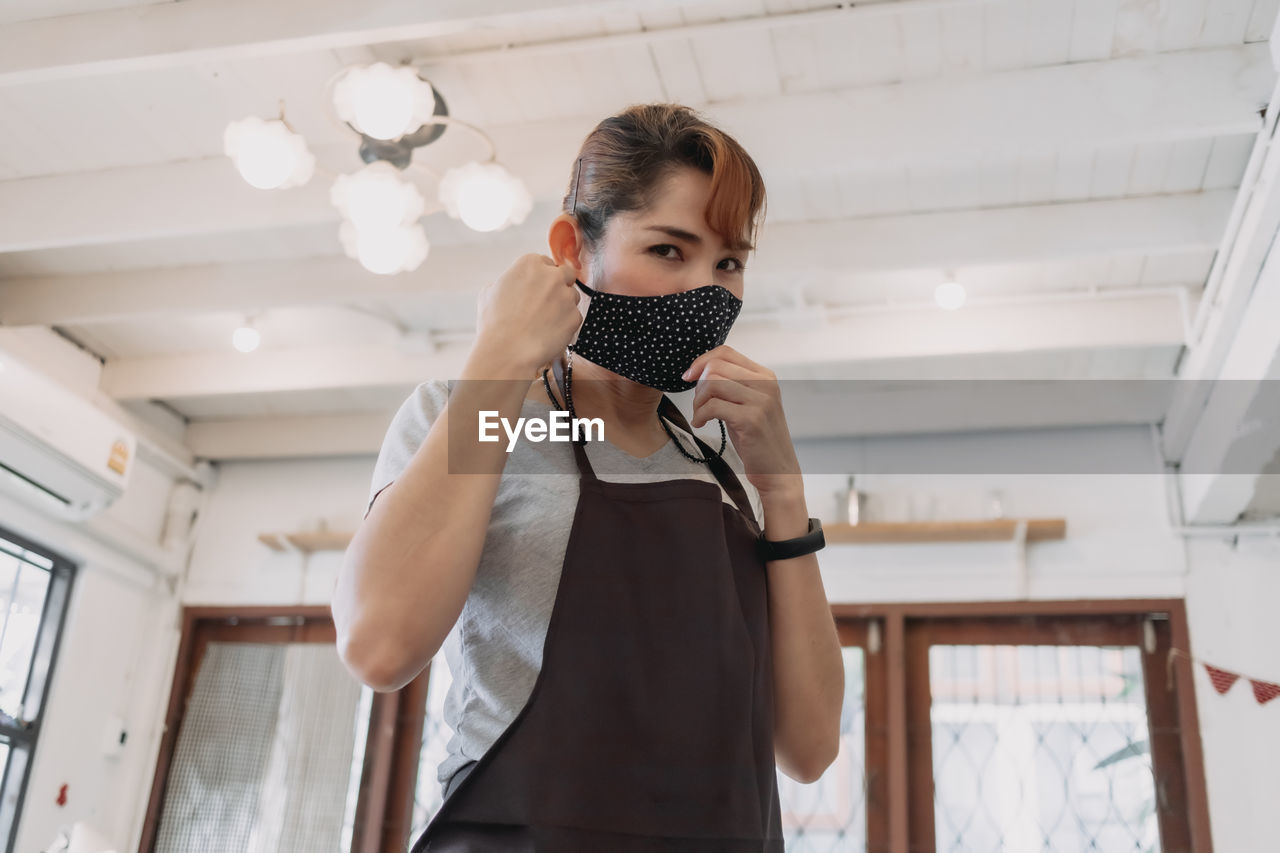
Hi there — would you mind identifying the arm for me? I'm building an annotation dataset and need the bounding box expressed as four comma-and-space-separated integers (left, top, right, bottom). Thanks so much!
332, 344, 534, 692
762, 481, 845, 784
333, 253, 581, 692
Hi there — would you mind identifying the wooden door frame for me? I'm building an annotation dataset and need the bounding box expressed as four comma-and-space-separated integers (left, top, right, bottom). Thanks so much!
832, 599, 1210, 853
137, 605, 428, 853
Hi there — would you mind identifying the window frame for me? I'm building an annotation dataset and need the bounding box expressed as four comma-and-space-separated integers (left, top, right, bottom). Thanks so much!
0, 523, 76, 853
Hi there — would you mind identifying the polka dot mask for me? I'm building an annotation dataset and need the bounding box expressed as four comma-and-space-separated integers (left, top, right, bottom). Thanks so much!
568, 278, 743, 392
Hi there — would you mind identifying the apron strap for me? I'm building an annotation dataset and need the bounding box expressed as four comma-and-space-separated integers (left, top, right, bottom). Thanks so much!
552, 352, 762, 532
550, 352, 598, 481
658, 396, 761, 534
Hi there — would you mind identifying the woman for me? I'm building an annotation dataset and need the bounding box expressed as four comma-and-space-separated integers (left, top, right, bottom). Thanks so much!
333, 103, 844, 851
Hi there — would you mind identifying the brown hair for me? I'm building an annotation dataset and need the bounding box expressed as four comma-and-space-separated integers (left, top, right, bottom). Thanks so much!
564, 103, 767, 259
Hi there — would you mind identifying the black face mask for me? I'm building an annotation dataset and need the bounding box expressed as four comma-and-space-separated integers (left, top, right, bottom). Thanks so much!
568, 278, 743, 392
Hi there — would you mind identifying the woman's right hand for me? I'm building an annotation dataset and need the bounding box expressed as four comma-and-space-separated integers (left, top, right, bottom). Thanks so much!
472, 254, 583, 375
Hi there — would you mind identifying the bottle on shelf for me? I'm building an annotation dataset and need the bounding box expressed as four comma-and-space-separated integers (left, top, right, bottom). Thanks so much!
835, 475, 865, 526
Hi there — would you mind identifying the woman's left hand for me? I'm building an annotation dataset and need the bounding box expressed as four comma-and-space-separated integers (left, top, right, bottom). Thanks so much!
681, 346, 803, 500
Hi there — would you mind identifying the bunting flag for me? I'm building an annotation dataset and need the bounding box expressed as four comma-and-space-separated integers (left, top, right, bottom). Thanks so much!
1167, 649, 1279, 706
1204, 664, 1240, 695
1252, 679, 1280, 705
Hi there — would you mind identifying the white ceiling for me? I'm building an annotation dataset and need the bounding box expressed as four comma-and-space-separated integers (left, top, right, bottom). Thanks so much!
0, 0, 1278, 474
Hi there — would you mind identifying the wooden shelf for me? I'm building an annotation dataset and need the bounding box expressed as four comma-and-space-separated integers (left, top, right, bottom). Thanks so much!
825, 518, 1066, 544
258, 530, 353, 554
256, 518, 1068, 552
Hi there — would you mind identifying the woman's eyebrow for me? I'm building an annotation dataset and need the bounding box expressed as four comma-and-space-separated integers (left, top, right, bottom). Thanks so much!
644, 224, 703, 244
644, 224, 752, 252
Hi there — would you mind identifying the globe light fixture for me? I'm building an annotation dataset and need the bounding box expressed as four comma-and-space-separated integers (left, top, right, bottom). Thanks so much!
934, 276, 967, 311
330, 161, 426, 232
438, 161, 533, 233
331, 62, 438, 142
232, 318, 261, 353
226, 65, 519, 278
222, 116, 315, 190
338, 220, 430, 275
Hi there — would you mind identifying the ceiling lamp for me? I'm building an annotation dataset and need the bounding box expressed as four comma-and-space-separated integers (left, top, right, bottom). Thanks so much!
338, 220, 430, 276
330, 161, 426, 232
934, 274, 967, 311
232, 316, 261, 353
222, 116, 315, 190
439, 161, 534, 233
224, 62, 532, 276
332, 62, 438, 143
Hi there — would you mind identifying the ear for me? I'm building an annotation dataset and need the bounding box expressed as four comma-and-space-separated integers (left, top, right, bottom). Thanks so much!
548, 214, 587, 273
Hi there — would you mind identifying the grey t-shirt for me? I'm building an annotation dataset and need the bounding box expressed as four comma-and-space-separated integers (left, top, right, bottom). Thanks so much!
364, 379, 764, 788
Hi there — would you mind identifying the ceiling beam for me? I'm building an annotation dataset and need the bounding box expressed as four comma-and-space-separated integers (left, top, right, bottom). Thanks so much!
95, 289, 1187, 402
0, 190, 1232, 327
0, 0, 698, 87
0, 44, 1267, 254
1176, 239, 1280, 525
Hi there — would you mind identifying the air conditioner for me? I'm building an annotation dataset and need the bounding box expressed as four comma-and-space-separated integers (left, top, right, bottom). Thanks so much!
0, 351, 136, 521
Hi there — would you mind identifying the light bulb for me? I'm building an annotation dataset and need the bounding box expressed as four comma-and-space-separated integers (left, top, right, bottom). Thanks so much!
934, 279, 966, 311
232, 324, 260, 353
439, 162, 533, 233
338, 221, 430, 275
332, 63, 437, 141
330, 161, 425, 231
223, 116, 315, 190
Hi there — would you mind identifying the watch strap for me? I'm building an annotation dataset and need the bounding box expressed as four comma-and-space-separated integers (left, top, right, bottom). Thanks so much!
757, 517, 825, 562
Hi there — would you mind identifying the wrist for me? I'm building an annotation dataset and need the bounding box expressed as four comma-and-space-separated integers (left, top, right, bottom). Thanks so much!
760, 486, 809, 540
758, 478, 806, 511
464, 336, 541, 380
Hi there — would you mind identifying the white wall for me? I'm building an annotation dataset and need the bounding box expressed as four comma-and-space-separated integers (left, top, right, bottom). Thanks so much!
1184, 535, 1280, 852
0, 460, 182, 853
182, 456, 373, 607
5, 420, 1274, 851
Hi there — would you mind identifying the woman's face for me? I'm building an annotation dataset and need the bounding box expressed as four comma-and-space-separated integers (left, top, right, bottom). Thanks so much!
587, 166, 748, 302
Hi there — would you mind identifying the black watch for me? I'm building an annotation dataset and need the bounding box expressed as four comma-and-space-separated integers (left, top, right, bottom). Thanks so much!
757, 517, 825, 562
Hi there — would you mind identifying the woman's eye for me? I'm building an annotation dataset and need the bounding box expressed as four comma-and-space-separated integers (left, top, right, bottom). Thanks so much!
651, 245, 746, 273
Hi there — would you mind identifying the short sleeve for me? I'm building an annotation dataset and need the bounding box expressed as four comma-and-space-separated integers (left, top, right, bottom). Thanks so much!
365, 379, 453, 519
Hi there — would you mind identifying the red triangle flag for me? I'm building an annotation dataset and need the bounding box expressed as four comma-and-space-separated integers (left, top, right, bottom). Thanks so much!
1251, 679, 1280, 705
1205, 664, 1240, 695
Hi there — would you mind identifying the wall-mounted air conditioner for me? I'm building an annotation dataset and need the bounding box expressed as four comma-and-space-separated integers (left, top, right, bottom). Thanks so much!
0, 351, 136, 521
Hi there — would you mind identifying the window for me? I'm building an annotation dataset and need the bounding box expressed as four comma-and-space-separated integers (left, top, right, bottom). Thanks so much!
141, 609, 377, 853
0, 525, 75, 853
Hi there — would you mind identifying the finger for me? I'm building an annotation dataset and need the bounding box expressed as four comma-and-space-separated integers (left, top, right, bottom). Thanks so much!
696, 384, 762, 427
689, 358, 775, 407
691, 373, 765, 416
692, 358, 764, 384
683, 345, 764, 383
691, 396, 747, 431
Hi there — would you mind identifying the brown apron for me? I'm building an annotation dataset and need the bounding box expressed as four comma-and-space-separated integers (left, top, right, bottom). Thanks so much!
409, 359, 784, 852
